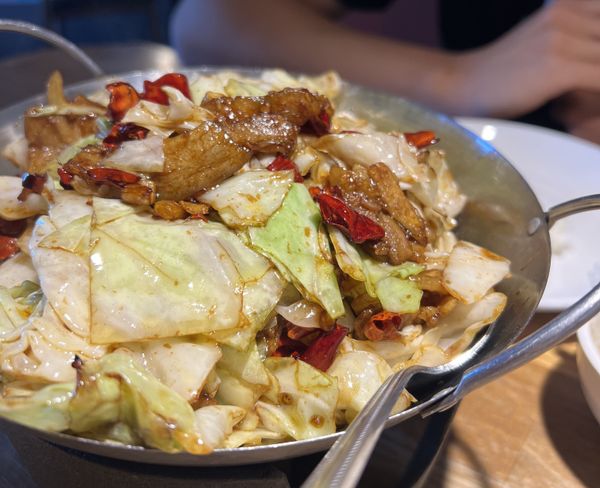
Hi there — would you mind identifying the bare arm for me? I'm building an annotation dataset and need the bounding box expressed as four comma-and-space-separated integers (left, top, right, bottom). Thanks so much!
170, 0, 463, 114
171, 0, 600, 118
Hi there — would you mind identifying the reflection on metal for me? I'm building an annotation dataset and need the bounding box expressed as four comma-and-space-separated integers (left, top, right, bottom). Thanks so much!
546, 194, 600, 229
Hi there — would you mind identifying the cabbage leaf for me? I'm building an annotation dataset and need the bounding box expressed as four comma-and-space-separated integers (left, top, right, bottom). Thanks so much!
256, 357, 338, 440
329, 228, 423, 313
102, 135, 164, 173
0, 382, 73, 432
0, 253, 38, 289
328, 348, 413, 423
200, 170, 294, 227
249, 183, 344, 319
30, 205, 91, 337
90, 200, 245, 343
216, 341, 275, 410
194, 405, 246, 449
443, 241, 510, 304
127, 337, 221, 404
0, 176, 48, 221
69, 349, 211, 454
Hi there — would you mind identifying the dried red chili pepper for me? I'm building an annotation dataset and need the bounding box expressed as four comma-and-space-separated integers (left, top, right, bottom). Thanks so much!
17, 173, 47, 202
313, 189, 385, 243
142, 73, 192, 105
0, 236, 19, 261
87, 167, 140, 186
21, 173, 46, 193
106, 82, 140, 121
57, 168, 74, 189
299, 324, 348, 371
309, 186, 321, 199
363, 311, 408, 341
266, 155, 303, 182
103, 122, 149, 148
0, 218, 27, 238
273, 329, 308, 359
404, 131, 439, 149
303, 110, 331, 137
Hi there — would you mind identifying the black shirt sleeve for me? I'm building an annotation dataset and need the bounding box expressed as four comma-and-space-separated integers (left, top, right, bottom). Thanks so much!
337, 0, 395, 10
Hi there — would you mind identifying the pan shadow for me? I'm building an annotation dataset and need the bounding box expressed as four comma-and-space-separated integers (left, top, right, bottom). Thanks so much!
540, 341, 600, 487
425, 427, 492, 488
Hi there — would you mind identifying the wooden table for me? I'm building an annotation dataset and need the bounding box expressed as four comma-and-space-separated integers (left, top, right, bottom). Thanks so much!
427, 314, 600, 487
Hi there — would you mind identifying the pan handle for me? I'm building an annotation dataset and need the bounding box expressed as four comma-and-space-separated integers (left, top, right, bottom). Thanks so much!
423, 194, 600, 414
0, 19, 103, 77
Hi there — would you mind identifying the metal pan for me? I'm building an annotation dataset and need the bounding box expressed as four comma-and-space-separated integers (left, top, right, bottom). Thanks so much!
0, 67, 598, 466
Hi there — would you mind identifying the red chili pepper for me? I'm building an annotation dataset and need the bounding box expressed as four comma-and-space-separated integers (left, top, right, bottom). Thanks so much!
141, 73, 192, 105
313, 189, 385, 243
309, 186, 321, 199
0, 236, 19, 261
303, 109, 331, 136
103, 123, 149, 148
21, 173, 46, 193
87, 167, 140, 186
363, 311, 408, 341
273, 329, 308, 359
17, 173, 47, 202
299, 324, 348, 371
57, 168, 74, 189
266, 155, 303, 182
0, 218, 26, 238
404, 131, 439, 149
106, 82, 140, 121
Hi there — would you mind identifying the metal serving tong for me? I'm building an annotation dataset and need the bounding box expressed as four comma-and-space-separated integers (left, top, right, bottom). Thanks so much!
0, 19, 103, 76
303, 195, 600, 488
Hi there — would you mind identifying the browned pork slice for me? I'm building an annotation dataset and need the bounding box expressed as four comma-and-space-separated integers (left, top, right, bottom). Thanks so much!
153, 121, 252, 201
366, 164, 427, 245
222, 113, 298, 154
24, 113, 99, 173
202, 87, 333, 142
327, 163, 429, 265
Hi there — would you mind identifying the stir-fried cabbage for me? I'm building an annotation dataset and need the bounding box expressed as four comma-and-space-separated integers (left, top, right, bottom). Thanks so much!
216, 342, 275, 410
0, 69, 512, 454
314, 131, 424, 184
69, 349, 211, 454
200, 170, 294, 227
194, 405, 246, 449
250, 183, 344, 318
329, 228, 424, 313
443, 241, 511, 304
102, 135, 164, 173
0, 382, 73, 431
30, 193, 91, 337
127, 337, 221, 404
208, 268, 285, 350
256, 357, 338, 440
122, 86, 211, 135
189, 69, 341, 104
328, 347, 413, 423
90, 199, 274, 343
409, 150, 467, 219
0, 176, 48, 220
1, 303, 106, 383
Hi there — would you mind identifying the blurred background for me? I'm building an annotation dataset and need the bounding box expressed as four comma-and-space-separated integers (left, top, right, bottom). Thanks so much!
0, 0, 175, 58
1, 0, 599, 141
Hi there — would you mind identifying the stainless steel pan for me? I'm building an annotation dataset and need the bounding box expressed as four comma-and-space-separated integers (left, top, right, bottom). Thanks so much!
0, 67, 599, 467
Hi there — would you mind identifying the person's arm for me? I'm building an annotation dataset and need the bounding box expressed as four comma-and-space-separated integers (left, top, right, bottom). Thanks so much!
170, 0, 600, 118
170, 0, 465, 114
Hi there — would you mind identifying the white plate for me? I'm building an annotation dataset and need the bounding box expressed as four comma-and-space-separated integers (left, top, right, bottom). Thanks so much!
457, 117, 600, 311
